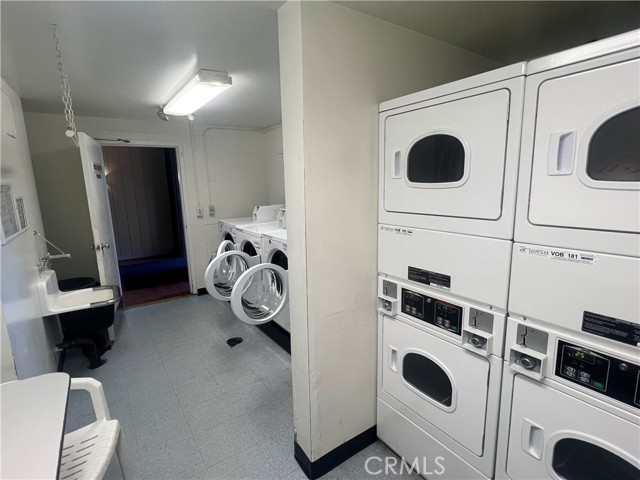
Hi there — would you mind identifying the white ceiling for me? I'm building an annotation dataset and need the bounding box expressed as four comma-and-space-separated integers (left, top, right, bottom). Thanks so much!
2, 1, 638, 130
1, 1, 284, 129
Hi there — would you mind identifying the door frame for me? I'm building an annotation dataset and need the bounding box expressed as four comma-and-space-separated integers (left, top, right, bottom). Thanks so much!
97, 137, 195, 294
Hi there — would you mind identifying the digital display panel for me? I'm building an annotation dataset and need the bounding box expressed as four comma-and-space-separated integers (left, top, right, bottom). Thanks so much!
570, 348, 596, 365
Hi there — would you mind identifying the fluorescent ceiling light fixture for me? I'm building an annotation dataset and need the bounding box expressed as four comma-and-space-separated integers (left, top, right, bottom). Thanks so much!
163, 70, 232, 116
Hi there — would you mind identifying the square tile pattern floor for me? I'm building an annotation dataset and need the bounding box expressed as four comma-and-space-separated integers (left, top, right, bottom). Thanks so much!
63, 295, 418, 479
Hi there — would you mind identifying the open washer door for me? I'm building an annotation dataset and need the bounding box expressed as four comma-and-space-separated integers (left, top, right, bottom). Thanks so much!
204, 250, 259, 301
230, 264, 288, 325
216, 239, 236, 256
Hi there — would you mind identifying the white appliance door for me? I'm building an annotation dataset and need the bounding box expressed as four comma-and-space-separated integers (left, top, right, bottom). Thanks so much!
204, 251, 257, 301
528, 58, 640, 234
78, 133, 122, 293
230, 264, 288, 325
381, 315, 490, 456
383, 89, 510, 220
506, 375, 640, 480
216, 240, 236, 257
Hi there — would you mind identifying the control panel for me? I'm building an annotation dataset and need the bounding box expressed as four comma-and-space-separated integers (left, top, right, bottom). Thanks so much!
401, 289, 462, 336
555, 340, 640, 409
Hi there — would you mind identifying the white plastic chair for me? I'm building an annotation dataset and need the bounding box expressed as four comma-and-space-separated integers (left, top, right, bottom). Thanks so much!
59, 378, 133, 480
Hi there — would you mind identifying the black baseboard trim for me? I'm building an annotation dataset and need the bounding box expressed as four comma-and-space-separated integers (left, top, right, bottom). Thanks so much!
294, 426, 377, 479
256, 322, 291, 355
197, 288, 208, 296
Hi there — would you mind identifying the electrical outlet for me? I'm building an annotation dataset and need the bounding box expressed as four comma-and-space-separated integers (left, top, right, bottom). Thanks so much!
209, 205, 215, 216
196, 207, 203, 218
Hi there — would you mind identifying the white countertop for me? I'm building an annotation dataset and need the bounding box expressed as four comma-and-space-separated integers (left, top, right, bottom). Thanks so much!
1, 372, 70, 479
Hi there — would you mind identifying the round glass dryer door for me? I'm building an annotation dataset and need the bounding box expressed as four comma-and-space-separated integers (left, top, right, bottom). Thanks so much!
230, 264, 288, 325
204, 250, 259, 301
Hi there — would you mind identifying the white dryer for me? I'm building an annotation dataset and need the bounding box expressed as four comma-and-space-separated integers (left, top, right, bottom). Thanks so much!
495, 317, 640, 480
514, 30, 639, 256
379, 62, 526, 240
229, 229, 289, 331
377, 276, 506, 479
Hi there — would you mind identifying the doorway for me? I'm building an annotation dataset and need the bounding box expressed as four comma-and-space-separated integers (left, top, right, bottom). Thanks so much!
102, 146, 190, 308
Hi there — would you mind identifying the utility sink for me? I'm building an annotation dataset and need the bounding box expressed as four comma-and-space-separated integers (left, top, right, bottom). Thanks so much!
37, 269, 120, 316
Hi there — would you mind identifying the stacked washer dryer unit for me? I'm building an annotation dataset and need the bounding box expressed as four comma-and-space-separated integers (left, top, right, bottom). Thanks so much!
496, 32, 640, 479
376, 63, 526, 479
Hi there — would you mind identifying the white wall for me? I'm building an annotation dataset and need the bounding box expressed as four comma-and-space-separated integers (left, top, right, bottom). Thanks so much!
278, 1, 502, 462
1, 79, 61, 378
24, 113, 285, 290
198, 126, 281, 257
265, 126, 286, 204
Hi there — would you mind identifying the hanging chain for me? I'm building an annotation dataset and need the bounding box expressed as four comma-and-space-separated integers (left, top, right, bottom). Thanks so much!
51, 24, 78, 143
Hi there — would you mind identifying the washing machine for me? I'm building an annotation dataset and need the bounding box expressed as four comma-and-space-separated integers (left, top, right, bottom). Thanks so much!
495, 317, 640, 480
204, 246, 261, 302
218, 203, 284, 244
376, 275, 506, 479
378, 224, 512, 312
232, 209, 287, 257
228, 229, 290, 332
514, 30, 639, 257
509, 242, 640, 356
379, 62, 526, 240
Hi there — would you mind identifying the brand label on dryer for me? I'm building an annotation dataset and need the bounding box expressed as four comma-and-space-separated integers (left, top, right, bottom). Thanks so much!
380, 225, 414, 236
408, 266, 451, 291
582, 311, 640, 347
518, 246, 598, 265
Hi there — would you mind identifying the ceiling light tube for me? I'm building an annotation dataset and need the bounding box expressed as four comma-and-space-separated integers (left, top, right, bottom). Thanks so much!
163, 70, 232, 116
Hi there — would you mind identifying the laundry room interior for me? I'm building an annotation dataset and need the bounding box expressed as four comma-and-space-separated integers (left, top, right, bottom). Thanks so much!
1, 2, 639, 480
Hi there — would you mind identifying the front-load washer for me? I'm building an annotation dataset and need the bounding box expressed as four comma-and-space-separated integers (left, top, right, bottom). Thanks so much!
378, 224, 512, 312
514, 30, 639, 256
233, 222, 282, 259
229, 229, 290, 332
495, 317, 640, 480
218, 203, 285, 244
379, 62, 526, 240
509, 242, 639, 355
204, 249, 261, 302
376, 276, 505, 479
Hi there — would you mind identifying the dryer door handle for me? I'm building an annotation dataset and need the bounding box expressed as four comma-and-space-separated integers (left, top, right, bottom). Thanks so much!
389, 346, 398, 372
391, 151, 402, 179
547, 131, 576, 176
521, 418, 544, 460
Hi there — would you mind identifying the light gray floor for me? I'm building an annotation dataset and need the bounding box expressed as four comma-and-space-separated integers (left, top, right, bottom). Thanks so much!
63, 295, 418, 479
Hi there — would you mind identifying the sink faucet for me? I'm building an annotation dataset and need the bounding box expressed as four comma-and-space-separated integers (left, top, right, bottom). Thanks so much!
38, 252, 71, 271
34, 231, 71, 271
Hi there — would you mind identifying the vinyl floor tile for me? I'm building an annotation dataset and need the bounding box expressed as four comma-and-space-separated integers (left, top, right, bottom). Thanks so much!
61, 295, 410, 480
